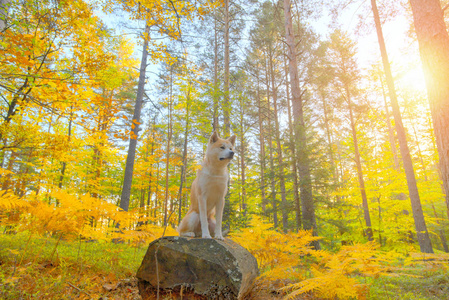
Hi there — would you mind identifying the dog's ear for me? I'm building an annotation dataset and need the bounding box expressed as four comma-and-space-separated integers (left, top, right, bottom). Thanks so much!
228, 135, 236, 146
210, 131, 219, 144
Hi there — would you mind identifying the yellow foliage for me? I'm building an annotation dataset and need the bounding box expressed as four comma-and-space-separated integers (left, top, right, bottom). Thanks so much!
282, 242, 393, 300
230, 217, 398, 300
230, 216, 323, 282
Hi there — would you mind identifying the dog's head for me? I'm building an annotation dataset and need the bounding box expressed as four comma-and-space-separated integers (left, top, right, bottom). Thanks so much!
206, 131, 236, 163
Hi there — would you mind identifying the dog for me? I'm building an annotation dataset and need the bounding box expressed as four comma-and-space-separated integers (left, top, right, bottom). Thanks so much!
177, 131, 236, 240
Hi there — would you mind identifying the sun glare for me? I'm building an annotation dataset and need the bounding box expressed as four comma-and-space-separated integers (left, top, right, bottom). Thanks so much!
398, 65, 427, 92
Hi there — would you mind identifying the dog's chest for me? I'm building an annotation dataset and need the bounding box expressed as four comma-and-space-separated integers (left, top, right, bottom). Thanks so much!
198, 172, 228, 200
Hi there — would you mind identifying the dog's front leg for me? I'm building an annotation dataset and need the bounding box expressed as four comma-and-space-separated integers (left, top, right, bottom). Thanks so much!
214, 198, 225, 240
199, 194, 212, 239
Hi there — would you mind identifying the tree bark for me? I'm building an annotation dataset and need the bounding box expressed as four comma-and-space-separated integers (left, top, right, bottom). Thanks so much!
269, 48, 288, 232
223, 0, 230, 136
371, 0, 433, 253
119, 24, 150, 214
213, 15, 219, 131
379, 76, 400, 170
177, 86, 191, 225
346, 86, 373, 241
163, 67, 173, 227
265, 71, 278, 227
285, 58, 301, 231
222, 0, 232, 230
256, 68, 267, 215
282, 0, 318, 248
409, 0, 449, 220
238, 96, 247, 217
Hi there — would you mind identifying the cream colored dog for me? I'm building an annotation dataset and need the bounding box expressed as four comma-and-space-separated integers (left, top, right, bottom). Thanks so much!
177, 131, 235, 240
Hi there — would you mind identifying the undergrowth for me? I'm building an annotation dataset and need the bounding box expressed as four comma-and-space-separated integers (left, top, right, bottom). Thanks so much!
1, 187, 449, 300
0, 231, 147, 299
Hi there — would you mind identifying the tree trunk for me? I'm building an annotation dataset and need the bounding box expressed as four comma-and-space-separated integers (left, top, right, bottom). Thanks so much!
282, 0, 319, 248
371, 0, 433, 253
269, 48, 288, 232
177, 87, 191, 225
222, 0, 232, 230
147, 129, 155, 224
256, 69, 267, 215
58, 108, 73, 190
379, 76, 400, 170
213, 15, 219, 131
164, 67, 173, 227
285, 59, 301, 231
264, 54, 277, 228
238, 96, 247, 217
409, 0, 449, 219
119, 24, 150, 214
223, 0, 230, 136
346, 86, 373, 241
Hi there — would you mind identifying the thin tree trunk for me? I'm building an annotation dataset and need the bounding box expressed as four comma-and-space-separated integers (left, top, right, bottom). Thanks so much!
411, 124, 428, 181
320, 92, 338, 183
221, 0, 232, 231
346, 86, 373, 241
256, 68, 267, 215
213, 15, 219, 131
267, 118, 278, 228
409, 0, 449, 219
379, 76, 400, 170
223, 0, 230, 136
58, 108, 73, 190
371, 0, 433, 253
119, 24, 150, 214
264, 54, 277, 228
282, 0, 319, 248
164, 67, 173, 227
177, 86, 190, 225
286, 62, 301, 231
269, 48, 288, 232
238, 97, 247, 217
147, 129, 155, 223
431, 203, 449, 252
154, 163, 160, 221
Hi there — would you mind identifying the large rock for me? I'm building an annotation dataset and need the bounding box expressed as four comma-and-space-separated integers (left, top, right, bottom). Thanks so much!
136, 236, 259, 300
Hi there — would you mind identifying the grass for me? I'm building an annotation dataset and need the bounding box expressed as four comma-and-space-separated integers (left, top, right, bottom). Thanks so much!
1, 231, 449, 300
368, 266, 449, 300
0, 231, 147, 299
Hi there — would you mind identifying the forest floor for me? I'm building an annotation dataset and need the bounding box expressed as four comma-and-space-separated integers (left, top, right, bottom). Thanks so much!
0, 232, 448, 299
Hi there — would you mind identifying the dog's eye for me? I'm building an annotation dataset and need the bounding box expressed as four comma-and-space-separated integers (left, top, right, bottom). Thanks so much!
220, 146, 225, 149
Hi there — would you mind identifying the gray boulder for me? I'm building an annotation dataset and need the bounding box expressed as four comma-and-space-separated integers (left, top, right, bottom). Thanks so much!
136, 236, 259, 299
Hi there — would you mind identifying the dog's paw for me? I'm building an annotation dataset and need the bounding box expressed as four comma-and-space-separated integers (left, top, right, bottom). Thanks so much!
181, 232, 195, 238
215, 235, 224, 241
202, 233, 212, 239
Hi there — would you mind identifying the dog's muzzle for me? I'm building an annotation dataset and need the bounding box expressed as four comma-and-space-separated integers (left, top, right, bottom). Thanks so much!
220, 151, 234, 161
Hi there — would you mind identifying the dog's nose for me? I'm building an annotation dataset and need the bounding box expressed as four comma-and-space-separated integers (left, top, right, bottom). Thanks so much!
230, 151, 234, 158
